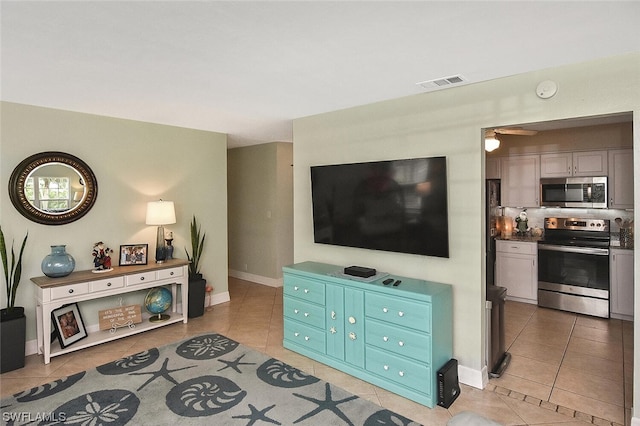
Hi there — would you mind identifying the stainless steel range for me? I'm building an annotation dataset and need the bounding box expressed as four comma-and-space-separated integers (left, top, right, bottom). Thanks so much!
538, 217, 610, 318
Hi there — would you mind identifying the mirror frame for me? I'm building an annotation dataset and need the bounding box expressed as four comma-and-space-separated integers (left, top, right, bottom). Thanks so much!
9, 151, 98, 225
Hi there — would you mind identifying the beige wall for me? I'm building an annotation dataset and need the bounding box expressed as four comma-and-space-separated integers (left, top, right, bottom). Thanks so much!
293, 53, 640, 392
227, 142, 293, 283
0, 102, 229, 342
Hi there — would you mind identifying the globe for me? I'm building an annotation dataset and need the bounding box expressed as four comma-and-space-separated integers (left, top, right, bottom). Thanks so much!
145, 287, 172, 322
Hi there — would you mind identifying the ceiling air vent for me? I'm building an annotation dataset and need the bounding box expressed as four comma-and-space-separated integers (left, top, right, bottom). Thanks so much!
416, 74, 466, 90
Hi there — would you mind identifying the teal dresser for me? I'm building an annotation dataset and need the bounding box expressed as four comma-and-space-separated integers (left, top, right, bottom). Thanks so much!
283, 261, 453, 408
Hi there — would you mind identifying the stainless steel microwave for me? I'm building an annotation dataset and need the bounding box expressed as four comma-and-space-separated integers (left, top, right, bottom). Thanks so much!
540, 177, 607, 208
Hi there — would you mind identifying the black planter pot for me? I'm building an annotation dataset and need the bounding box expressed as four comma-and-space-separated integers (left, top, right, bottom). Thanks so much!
1, 307, 26, 373
188, 274, 206, 318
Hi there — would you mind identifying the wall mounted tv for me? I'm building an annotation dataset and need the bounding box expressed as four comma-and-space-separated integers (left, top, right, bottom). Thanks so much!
311, 156, 449, 258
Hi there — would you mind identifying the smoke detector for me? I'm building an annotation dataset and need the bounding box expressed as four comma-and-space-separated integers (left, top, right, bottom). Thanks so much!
416, 74, 467, 90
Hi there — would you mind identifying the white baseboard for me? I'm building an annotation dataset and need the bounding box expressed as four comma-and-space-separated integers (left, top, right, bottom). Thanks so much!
229, 270, 283, 287
631, 413, 639, 426
211, 291, 230, 305
458, 364, 485, 390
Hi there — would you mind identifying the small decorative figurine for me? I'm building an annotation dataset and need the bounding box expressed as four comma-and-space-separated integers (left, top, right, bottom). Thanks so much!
92, 241, 114, 271
515, 210, 529, 236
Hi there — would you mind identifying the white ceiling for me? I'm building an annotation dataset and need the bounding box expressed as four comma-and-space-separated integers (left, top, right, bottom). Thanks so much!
2, 1, 639, 148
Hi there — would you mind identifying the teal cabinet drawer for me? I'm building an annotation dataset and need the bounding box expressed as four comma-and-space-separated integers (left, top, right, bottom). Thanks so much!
284, 318, 326, 353
365, 293, 431, 333
365, 346, 431, 396
365, 318, 431, 363
284, 297, 325, 328
284, 276, 325, 305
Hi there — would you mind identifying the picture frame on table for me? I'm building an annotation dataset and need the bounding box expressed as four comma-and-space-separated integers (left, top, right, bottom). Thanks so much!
51, 303, 87, 349
119, 244, 148, 266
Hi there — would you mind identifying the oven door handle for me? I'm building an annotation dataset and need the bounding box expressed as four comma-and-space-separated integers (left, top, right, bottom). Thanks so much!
538, 244, 609, 256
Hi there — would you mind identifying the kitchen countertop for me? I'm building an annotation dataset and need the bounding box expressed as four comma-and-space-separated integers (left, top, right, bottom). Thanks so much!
495, 235, 544, 243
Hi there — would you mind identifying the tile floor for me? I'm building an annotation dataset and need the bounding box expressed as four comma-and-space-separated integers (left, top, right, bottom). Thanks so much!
0, 278, 633, 425
490, 300, 633, 426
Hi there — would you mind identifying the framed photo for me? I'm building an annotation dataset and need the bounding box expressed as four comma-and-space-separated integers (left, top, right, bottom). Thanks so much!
51, 303, 87, 349
119, 244, 148, 266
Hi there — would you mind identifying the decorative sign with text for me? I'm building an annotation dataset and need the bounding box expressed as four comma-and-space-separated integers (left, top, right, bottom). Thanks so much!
99, 304, 142, 332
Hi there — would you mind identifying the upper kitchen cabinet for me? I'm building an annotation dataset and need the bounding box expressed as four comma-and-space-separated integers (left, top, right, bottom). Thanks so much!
540, 151, 607, 178
501, 155, 539, 207
608, 149, 634, 209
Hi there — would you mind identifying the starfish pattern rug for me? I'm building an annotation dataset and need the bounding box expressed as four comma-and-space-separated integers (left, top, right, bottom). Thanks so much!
0, 333, 421, 425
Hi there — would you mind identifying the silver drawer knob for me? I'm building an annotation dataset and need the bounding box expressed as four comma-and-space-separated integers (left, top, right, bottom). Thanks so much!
304, 336, 310, 341
383, 336, 389, 342
399, 371, 404, 377
398, 311, 404, 317
68, 289, 74, 294
140, 277, 145, 281
382, 307, 388, 313
107, 282, 112, 287
170, 271, 174, 276
349, 332, 357, 340
294, 309, 299, 314
304, 312, 309, 317
331, 311, 336, 320
398, 341, 404, 347
383, 365, 389, 371
294, 332, 299, 337
294, 286, 299, 291
330, 327, 337, 334
348, 316, 356, 324
304, 289, 309, 293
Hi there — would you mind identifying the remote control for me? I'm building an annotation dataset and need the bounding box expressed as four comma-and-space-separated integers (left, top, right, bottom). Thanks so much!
393, 280, 402, 286
383, 278, 394, 285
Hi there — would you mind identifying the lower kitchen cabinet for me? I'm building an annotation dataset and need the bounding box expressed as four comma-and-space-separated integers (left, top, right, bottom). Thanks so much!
496, 240, 538, 304
283, 261, 453, 408
610, 248, 634, 320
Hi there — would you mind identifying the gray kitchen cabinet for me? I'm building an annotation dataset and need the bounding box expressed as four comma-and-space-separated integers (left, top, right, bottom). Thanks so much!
496, 240, 538, 304
610, 248, 634, 320
540, 150, 607, 178
501, 155, 539, 207
608, 149, 634, 209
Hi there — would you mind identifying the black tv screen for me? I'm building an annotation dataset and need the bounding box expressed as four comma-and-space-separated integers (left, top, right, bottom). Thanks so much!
311, 156, 449, 258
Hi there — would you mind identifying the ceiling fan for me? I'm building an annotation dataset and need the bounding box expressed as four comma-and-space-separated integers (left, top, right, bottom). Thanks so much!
485, 127, 538, 152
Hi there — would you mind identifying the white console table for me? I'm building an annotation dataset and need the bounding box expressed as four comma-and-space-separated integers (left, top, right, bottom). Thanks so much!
31, 259, 189, 364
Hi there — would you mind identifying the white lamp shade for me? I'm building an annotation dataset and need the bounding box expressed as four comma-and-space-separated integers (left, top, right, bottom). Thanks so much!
146, 200, 176, 225
485, 137, 500, 152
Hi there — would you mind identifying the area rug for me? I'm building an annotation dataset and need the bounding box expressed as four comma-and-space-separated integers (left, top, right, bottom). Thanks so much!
1, 333, 421, 425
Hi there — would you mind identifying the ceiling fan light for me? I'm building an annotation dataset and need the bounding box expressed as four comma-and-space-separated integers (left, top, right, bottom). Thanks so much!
485, 137, 500, 152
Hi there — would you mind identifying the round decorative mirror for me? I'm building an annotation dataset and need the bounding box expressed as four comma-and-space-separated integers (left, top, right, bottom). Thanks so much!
9, 152, 98, 225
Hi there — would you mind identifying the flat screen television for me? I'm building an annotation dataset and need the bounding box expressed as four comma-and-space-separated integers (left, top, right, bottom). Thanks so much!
311, 156, 449, 258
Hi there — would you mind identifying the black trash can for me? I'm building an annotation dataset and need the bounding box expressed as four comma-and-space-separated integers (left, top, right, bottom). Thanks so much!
188, 274, 206, 318
486, 285, 510, 377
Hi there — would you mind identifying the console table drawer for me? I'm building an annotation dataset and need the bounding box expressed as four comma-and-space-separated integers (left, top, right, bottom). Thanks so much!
125, 271, 157, 286
284, 276, 325, 305
51, 282, 89, 300
89, 276, 125, 293
365, 293, 431, 333
365, 346, 431, 395
365, 318, 431, 362
284, 298, 325, 328
284, 318, 325, 353
158, 267, 183, 280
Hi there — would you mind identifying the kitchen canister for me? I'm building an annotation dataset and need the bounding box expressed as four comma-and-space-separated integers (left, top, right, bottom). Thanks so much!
41, 245, 76, 277
620, 228, 633, 249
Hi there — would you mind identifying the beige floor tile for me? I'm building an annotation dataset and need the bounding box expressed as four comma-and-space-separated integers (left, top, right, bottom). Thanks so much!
517, 327, 571, 348
507, 338, 565, 366
550, 387, 625, 425
561, 350, 623, 383
503, 354, 559, 386
374, 387, 452, 425
572, 323, 623, 345
554, 364, 624, 406
489, 372, 552, 402
496, 393, 578, 425
567, 336, 623, 361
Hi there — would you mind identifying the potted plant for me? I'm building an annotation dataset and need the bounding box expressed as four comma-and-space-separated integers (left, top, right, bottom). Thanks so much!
185, 216, 206, 318
1, 225, 28, 373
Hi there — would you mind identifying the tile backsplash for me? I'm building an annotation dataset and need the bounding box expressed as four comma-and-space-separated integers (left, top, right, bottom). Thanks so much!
501, 207, 634, 244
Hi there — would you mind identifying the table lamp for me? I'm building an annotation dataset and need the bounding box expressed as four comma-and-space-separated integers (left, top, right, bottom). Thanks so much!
146, 200, 176, 263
